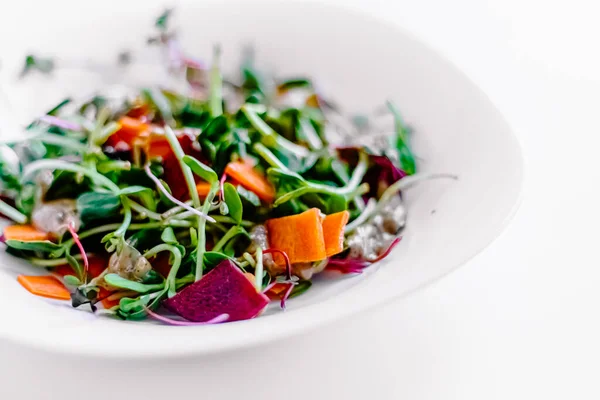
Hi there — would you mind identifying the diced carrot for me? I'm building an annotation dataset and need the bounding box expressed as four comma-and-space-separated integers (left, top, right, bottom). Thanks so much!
225, 161, 275, 203
4, 225, 50, 242
265, 282, 289, 299
321, 211, 350, 257
99, 287, 120, 309
115, 116, 151, 141
105, 116, 148, 150
106, 116, 172, 159
147, 136, 171, 158
265, 208, 326, 265
243, 272, 256, 286
17, 275, 71, 300
196, 182, 213, 197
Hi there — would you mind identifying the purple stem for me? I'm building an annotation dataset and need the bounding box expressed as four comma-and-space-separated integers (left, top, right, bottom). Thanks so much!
371, 237, 402, 263
263, 248, 292, 281
262, 281, 277, 294
280, 282, 295, 310
326, 237, 403, 274
144, 306, 229, 326
38, 115, 82, 131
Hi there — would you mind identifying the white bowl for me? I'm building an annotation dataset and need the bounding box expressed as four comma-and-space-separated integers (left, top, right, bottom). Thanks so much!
0, 1, 523, 358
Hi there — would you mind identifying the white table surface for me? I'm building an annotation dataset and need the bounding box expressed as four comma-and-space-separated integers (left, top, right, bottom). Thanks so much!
1, 0, 598, 399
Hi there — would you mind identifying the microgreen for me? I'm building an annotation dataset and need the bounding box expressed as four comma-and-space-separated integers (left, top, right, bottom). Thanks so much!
20, 55, 55, 77
1, 10, 453, 325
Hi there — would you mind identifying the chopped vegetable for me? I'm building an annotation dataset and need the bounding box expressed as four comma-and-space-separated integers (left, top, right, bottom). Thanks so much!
163, 260, 269, 322
196, 182, 213, 197
4, 225, 50, 242
114, 116, 151, 141
265, 208, 326, 264
98, 287, 120, 309
322, 210, 350, 256
17, 275, 71, 300
0, 9, 454, 325
225, 161, 275, 203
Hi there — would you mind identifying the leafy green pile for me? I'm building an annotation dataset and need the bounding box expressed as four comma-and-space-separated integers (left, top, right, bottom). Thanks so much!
0, 10, 426, 324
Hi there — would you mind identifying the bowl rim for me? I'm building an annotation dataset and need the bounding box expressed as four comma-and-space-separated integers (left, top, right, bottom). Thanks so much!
0, 0, 524, 359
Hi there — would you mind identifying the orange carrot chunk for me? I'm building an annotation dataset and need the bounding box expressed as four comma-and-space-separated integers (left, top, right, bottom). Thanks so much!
225, 161, 275, 203
264, 282, 289, 299
17, 275, 71, 301
265, 208, 326, 265
196, 182, 213, 197
321, 210, 350, 257
99, 287, 120, 309
116, 116, 151, 141
4, 225, 50, 242
111, 116, 173, 158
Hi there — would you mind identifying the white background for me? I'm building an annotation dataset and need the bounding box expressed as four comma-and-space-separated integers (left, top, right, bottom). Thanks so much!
1, 0, 599, 398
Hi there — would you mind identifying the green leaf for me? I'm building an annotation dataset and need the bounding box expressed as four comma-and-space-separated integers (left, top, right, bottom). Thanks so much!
278, 78, 312, 91
161, 227, 178, 244
66, 253, 83, 279
44, 170, 93, 201
155, 9, 172, 31
202, 115, 229, 140
213, 139, 237, 176
63, 275, 81, 286
223, 182, 243, 224
199, 138, 217, 161
5, 239, 63, 253
182, 155, 218, 184
0, 145, 22, 193
46, 98, 71, 116
104, 273, 164, 293
267, 167, 306, 187
117, 289, 166, 320
117, 186, 151, 196
397, 146, 416, 176
203, 251, 236, 269
237, 185, 261, 207
387, 101, 416, 175
119, 296, 147, 313
20, 54, 55, 77
331, 159, 350, 184
326, 193, 347, 214
290, 280, 312, 298
15, 184, 36, 216
179, 104, 210, 128
77, 192, 121, 223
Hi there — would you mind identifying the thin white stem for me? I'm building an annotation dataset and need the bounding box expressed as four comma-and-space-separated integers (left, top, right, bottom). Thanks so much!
144, 164, 215, 223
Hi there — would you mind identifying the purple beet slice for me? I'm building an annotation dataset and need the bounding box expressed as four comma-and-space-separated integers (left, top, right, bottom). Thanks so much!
163, 260, 269, 322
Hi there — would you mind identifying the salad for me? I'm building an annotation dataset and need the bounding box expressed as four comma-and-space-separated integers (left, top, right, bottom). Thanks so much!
0, 10, 448, 325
